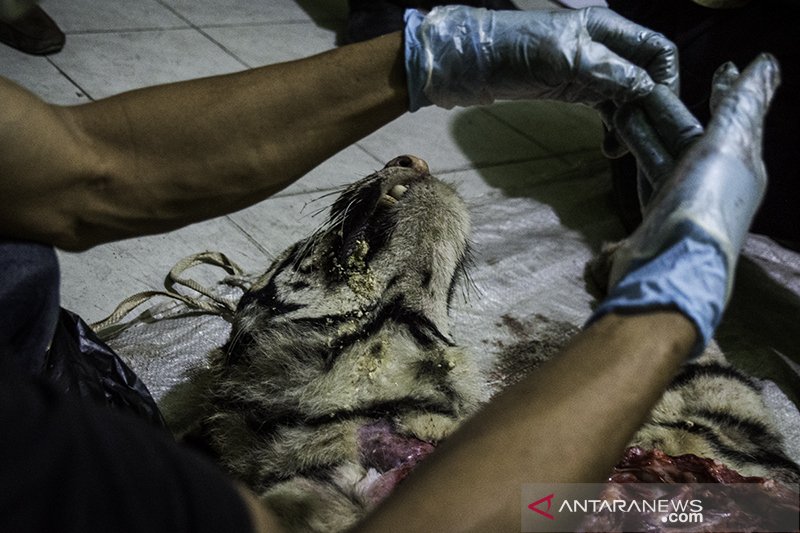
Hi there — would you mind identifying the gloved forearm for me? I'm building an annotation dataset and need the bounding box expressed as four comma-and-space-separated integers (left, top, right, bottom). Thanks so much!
589, 54, 781, 353
609, 56, 778, 297
404, 5, 678, 111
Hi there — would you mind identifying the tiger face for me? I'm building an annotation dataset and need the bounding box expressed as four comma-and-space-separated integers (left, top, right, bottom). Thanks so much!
232, 154, 473, 363
201, 156, 486, 510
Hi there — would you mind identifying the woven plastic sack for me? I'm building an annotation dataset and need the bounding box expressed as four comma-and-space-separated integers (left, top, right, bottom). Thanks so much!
90, 252, 253, 408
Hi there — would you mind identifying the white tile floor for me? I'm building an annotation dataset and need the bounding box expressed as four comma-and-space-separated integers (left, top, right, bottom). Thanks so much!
1, 0, 613, 324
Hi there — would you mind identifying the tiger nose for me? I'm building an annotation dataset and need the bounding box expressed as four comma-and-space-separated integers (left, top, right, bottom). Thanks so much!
384, 155, 430, 175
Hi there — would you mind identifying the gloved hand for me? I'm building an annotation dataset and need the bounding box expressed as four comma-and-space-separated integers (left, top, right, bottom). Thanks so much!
403, 5, 678, 111
613, 83, 705, 208
589, 54, 781, 353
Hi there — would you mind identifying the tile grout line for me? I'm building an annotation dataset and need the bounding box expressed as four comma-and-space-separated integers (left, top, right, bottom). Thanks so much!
46, 56, 95, 101
192, 27, 253, 69
478, 106, 591, 166
224, 216, 274, 259
61, 19, 326, 36
354, 143, 387, 167
62, 26, 192, 35
152, 0, 252, 69
144, 4, 344, 71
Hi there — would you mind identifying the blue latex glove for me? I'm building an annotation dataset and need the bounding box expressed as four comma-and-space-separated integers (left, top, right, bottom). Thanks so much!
588, 54, 781, 354
403, 6, 678, 111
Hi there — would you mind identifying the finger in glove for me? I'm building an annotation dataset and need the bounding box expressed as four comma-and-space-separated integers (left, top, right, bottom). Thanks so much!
705, 53, 781, 169
641, 84, 704, 155
584, 7, 679, 94
597, 102, 629, 159
709, 61, 740, 114
613, 85, 703, 206
613, 102, 675, 204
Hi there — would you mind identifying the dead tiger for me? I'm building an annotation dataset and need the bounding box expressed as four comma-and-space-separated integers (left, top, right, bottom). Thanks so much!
173, 155, 799, 532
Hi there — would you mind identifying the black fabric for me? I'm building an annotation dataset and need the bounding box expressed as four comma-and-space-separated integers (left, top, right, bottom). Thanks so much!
0, 5, 64, 55
343, 0, 518, 44
44, 309, 166, 428
607, 0, 800, 248
0, 239, 60, 373
1, 239, 165, 427
0, 360, 253, 533
0, 241, 250, 532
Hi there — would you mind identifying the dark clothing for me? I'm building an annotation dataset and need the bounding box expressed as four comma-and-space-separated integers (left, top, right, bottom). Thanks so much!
0, 5, 65, 55
0, 241, 252, 533
0, 365, 252, 533
0, 239, 60, 372
608, 0, 800, 248
0, 240, 163, 424
344, 0, 518, 44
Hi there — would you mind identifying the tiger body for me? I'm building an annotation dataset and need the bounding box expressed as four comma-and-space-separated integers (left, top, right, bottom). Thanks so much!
184, 156, 485, 530
630, 347, 800, 482
180, 155, 799, 532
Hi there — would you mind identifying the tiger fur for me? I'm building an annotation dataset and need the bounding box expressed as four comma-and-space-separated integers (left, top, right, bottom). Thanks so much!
176, 155, 799, 532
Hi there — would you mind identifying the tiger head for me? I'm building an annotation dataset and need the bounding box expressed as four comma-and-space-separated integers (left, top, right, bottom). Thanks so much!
233, 154, 472, 356
204, 154, 483, 455
188, 155, 482, 495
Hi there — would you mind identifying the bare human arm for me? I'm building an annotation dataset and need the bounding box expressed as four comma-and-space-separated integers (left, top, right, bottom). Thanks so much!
351, 311, 695, 532
0, 6, 679, 252
0, 32, 408, 251
0, 6, 680, 253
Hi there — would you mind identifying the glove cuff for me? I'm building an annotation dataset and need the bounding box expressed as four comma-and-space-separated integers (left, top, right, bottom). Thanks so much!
610, 152, 761, 303
404, 6, 496, 111
404, 9, 433, 112
586, 229, 727, 358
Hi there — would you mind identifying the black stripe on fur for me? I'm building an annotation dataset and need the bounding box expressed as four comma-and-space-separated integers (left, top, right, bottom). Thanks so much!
668, 362, 760, 391
239, 244, 307, 316
278, 295, 455, 370
657, 420, 800, 478
240, 397, 459, 437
